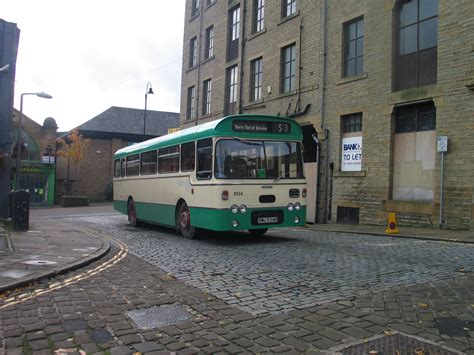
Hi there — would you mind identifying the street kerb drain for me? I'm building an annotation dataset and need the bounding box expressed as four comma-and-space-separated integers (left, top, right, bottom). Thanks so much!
125, 304, 193, 330
329, 331, 463, 355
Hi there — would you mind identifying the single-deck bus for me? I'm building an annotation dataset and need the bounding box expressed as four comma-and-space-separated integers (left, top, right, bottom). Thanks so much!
113, 115, 307, 238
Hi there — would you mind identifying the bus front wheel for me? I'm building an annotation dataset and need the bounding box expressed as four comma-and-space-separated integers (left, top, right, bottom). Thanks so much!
177, 202, 196, 239
248, 228, 268, 236
127, 199, 142, 227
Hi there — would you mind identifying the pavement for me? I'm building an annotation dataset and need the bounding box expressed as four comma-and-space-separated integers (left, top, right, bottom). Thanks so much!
0, 206, 472, 294
0, 212, 110, 294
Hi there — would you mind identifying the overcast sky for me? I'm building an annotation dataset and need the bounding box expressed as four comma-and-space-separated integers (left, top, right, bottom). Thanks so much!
2, 0, 185, 131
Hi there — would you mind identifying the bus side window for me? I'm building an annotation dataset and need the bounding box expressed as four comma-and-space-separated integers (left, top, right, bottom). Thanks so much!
114, 159, 121, 178
120, 158, 125, 177
181, 142, 195, 172
197, 138, 212, 179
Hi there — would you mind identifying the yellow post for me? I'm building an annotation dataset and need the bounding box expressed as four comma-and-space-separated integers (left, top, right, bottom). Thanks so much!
385, 212, 400, 234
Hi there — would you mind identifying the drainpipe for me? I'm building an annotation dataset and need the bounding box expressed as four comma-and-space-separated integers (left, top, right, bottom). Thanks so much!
194, 0, 204, 126
296, 17, 304, 113
238, 0, 247, 114
319, 0, 329, 223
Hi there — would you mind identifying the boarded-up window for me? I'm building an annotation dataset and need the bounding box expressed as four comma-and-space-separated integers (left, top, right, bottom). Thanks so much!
393, 102, 436, 201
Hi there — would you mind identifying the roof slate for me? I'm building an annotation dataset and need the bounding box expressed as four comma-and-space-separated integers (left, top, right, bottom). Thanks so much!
76, 106, 179, 137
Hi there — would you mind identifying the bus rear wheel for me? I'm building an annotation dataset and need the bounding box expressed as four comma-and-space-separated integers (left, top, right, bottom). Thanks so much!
177, 202, 196, 239
248, 228, 268, 236
127, 199, 142, 227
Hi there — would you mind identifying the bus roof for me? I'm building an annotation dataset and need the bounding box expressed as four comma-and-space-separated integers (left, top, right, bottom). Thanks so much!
113, 114, 303, 159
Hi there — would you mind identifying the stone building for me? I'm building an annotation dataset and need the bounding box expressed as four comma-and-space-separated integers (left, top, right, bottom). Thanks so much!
11, 109, 58, 205
56, 106, 179, 202
180, 0, 474, 229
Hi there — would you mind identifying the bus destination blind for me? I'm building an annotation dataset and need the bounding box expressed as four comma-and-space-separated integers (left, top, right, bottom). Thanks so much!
232, 120, 291, 134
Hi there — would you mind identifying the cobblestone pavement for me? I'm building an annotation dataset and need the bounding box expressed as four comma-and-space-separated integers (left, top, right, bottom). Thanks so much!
71, 215, 474, 316
0, 215, 473, 354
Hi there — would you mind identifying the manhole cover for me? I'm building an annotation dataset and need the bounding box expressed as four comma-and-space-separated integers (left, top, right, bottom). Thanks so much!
125, 305, 193, 330
23, 260, 57, 265
330, 331, 463, 355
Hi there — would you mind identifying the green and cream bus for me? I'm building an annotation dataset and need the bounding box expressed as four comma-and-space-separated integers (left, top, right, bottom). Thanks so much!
113, 114, 307, 238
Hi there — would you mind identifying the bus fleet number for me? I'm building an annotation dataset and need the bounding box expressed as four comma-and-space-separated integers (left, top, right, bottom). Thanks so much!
234, 191, 243, 196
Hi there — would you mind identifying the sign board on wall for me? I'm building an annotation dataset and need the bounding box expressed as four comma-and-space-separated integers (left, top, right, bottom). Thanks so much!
341, 136, 362, 171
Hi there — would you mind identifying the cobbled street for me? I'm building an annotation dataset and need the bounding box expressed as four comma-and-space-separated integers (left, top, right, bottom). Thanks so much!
1, 214, 474, 354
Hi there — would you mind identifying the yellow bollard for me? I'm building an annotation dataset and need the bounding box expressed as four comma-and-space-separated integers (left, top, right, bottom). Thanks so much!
385, 212, 400, 234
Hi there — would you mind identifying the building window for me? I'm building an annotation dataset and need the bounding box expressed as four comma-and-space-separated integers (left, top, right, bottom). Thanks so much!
253, 0, 265, 33
281, 44, 296, 93
393, 102, 436, 201
343, 17, 364, 77
282, 0, 296, 18
189, 37, 198, 68
227, 5, 240, 61
207, 0, 215, 5
225, 65, 238, 115
202, 79, 212, 115
342, 113, 363, 133
205, 26, 214, 59
394, 0, 438, 91
191, 0, 200, 17
250, 57, 263, 101
187, 86, 196, 120
341, 113, 363, 172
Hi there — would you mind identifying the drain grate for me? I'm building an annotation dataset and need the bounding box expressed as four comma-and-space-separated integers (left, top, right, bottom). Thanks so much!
330, 331, 463, 355
125, 304, 193, 330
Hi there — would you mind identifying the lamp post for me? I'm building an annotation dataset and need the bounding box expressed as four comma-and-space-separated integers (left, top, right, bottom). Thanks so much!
15, 91, 53, 189
143, 82, 154, 141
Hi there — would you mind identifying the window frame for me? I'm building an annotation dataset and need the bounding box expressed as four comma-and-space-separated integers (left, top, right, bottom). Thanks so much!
281, 44, 296, 93
189, 37, 198, 68
253, 0, 265, 33
343, 17, 364, 77
225, 65, 239, 115
197, 138, 213, 180
205, 25, 214, 59
187, 86, 196, 121
202, 79, 212, 115
250, 57, 263, 102
341, 113, 363, 134
282, 0, 296, 18
191, 0, 200, 17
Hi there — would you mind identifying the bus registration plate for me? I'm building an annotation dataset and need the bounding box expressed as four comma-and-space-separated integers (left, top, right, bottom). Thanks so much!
257, 216, 278, 224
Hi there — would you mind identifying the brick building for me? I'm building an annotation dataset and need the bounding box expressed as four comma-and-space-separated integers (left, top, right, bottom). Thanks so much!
180, 0, 474, 229
56, 106, 179, 202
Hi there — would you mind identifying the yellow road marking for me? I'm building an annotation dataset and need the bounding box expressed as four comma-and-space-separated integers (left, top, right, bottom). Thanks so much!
0, 228, 128, 310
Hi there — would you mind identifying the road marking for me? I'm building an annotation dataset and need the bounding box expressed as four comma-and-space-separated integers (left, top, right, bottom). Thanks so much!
0, 228, 128, 310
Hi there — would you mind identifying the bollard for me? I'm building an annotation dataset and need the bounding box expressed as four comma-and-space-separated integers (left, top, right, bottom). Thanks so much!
11, 190, 30, 231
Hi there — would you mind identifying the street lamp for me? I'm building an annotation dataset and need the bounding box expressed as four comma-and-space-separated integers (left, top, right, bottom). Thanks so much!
143, 81, 154, 141
15, 91, 53, 189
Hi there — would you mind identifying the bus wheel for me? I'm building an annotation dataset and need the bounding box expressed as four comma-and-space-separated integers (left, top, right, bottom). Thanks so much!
248, 228, 268, 236
177, 202, 195, 239
127, 199, 141, 227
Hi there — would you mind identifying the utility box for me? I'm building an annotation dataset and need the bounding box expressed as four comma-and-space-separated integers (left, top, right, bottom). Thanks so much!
11, 190, 30, 231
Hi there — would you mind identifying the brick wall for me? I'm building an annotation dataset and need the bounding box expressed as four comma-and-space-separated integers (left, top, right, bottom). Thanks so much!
180, 0, 474, 229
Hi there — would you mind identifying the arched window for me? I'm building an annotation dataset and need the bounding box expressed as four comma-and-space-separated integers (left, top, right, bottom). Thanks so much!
12, 127, 41, 162
394, 0, 438, 91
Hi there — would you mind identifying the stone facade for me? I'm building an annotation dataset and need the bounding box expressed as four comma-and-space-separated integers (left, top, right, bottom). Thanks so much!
180, 0, 474, 229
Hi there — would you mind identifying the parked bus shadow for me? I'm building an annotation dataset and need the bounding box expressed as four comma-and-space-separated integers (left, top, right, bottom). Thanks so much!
130, 222, 296, 245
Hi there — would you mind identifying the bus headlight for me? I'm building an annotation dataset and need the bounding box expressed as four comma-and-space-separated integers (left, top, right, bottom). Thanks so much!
294, 202, 301, 211
239, 204, 247, 214
232, 220, 239, 228
231, 205, 239, 214
287, 203, 294, 211
294, 216, 300, 224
